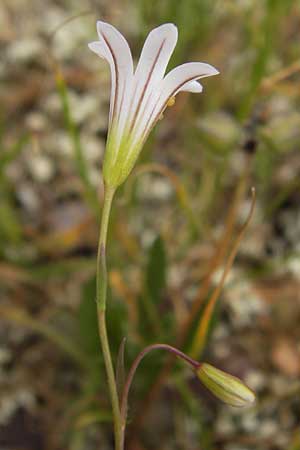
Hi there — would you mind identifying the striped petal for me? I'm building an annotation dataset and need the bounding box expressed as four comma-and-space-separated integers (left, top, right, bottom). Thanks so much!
125, 23, 178, 136
136, 62, 219, 141
88, 21, 134, 140
158, 62, 218, 110
88, 21, 219, 188
181, 80, 203, 93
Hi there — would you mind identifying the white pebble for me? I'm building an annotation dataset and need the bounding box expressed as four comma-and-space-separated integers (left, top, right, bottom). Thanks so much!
28, 155, 54, 182
8, 39, 43, 63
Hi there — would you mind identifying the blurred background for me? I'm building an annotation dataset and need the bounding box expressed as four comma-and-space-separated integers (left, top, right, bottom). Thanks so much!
0, 0, 300, 449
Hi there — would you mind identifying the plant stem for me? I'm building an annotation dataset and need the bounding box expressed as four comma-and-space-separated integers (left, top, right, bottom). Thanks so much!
96, 184, 122, 450
120, 344, 199, 449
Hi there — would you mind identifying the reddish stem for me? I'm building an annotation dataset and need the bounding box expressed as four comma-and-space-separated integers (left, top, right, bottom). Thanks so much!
119, 343, 200, 449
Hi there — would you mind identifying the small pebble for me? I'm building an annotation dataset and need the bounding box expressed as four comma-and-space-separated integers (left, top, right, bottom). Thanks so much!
0, 347, 11, 365
0, 389, 35, 425
241, 411, 259, 432
216, 415, 236, 435
138, 175, 173, 202
244, 370, 266, 391
17, 183, 40, 212
8, 38, 43, 63
25, 112, 47, 131
259, 419, 277, 438
27, 153, 54, 182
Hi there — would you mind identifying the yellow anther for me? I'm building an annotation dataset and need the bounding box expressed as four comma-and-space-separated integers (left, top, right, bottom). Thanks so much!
167, 96, 176, 107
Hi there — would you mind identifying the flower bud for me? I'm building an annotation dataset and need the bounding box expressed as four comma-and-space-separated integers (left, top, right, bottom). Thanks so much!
196, 363, 255, 407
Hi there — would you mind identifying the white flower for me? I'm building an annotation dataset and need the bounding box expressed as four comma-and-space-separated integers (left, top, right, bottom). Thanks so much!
89, 21, 219, 188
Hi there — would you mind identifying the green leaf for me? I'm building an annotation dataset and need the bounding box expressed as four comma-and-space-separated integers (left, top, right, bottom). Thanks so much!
146, 235, 167, 302
137, 235, 170, 341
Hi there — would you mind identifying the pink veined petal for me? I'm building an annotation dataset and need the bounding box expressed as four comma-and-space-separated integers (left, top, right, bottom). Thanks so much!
88, 41, 107, 60
181, 80, 203, 93
88, 21, 134, 142
136, 62, 219, 142
160, 62, 219, 102
126, 23, 178, 136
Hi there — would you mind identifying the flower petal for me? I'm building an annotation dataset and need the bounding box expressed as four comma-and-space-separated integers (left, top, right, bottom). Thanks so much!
126, 23, 178, 134
180, 80, 203, 93
88, 21, 134, 135
160, 62, 219, 100
136, 62, 219, 140
135, 23, 178, 88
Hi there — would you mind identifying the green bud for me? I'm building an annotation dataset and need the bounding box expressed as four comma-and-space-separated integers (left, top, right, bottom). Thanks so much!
196, 363, 255, 407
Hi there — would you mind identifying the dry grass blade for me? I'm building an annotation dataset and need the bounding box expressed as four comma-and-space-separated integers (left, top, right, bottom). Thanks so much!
109, 270, 140, 342
178, 170, 249, 344
127, 176, 250, 446
190, 188, 256, 358
0, 263, 32, 285
48, 10, 93, 42
260, 60, 300, 93
114, 221, 141, 262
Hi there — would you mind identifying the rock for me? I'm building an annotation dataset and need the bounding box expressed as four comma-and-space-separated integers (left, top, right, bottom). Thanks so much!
272, 338, 300, 377
27, 154, 55, 183
7, 39, 43, 64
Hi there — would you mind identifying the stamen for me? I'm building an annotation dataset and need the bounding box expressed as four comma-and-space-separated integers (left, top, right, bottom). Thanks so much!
167, 96, 176, 107
158, 96, 176, 121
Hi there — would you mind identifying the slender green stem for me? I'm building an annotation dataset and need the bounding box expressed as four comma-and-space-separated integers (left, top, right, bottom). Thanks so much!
96, 184, 122, 450
96, 185, 115, 311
